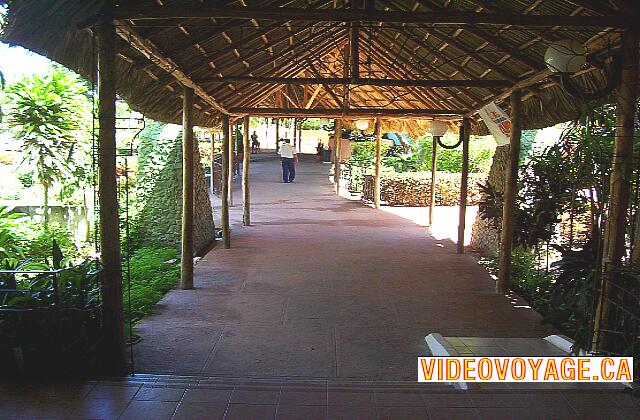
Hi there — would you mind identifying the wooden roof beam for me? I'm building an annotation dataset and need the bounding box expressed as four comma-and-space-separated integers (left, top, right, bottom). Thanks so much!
413, 0, 544, 72
372, 31, 484, 107
228, 108, 465, 117
199, 76, 511, 88
113, 20, 232, 115
111, 6, 631, 27
218, 31, 347, 107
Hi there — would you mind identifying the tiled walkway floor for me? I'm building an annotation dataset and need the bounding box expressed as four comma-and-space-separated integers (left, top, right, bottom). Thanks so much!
132, 154, 555, 379
2, 375, 638, 420
3, 155, 638, 418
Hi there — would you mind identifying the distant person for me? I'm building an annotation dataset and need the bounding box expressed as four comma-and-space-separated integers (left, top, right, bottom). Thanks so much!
251, 131, 259, 153
278, 139, 297, 183
316, 141, 324, 161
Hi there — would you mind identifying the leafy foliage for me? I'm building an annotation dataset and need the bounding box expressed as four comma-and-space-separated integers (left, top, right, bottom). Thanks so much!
4, 66, 90, 219
126, 247, 180, 323
348, 132, 497, 174
23, 223, 77, 265
0, 206, 25, 268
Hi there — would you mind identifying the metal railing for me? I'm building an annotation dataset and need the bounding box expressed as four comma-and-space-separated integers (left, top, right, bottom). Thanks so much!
0, 262, 104, 376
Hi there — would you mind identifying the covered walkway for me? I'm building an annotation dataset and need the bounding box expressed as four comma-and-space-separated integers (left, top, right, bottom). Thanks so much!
133, 155, 554, 379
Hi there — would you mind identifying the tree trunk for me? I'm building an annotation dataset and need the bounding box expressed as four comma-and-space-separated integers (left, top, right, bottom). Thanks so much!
43, 181, 50, 227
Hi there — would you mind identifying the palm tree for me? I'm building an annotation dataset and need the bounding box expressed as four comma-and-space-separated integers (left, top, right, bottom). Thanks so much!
4, 66, 89, 225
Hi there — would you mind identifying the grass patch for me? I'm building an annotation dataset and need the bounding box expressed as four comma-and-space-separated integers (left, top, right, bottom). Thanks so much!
125, 246, 180, 324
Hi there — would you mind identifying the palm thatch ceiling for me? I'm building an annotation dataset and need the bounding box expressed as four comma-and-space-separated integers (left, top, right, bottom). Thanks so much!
1, 0, 636, 133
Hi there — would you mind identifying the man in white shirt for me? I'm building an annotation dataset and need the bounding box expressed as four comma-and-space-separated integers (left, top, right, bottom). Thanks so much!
278, 139, 298, 183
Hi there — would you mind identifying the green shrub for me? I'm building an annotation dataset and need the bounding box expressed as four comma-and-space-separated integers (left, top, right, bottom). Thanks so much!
125, 247, 180, 323
17, 172, 34, 188
0, 207, 25, 268
23, 223, 77, 264
480, 247, 553, 310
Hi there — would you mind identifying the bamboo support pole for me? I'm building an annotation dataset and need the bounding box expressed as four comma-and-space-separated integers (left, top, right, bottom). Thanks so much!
221, 116, 231, 248
96, 14, 126, 371
228, 121, 234, 206
275, 118, 280, 153
497, 90, 523, 294
429, 137, 437, 226
293, 118, 298, 148
210, 133, 215, 195
243, 116, 251, 226
594, 29, 639, 349
333, 119, 342, 192
374, 117, 382, 209
457, 117, 471, 254
180, 86, 195, 290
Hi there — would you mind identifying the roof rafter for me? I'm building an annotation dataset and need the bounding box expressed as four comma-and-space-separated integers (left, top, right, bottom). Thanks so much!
113, 20, 232, 115
109, 5, 631, 27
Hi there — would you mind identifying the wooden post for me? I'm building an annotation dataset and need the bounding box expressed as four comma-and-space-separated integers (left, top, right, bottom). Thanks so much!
457, 117, 471, 254
429, 137, 437, 225
242, 116, 251, 226
221, 115, 231, 248
333, 119, 342, 191
275, 118, 280, 153
210, 133, 215, 195
180, 87, 195, 290
374, 117, 382, 209
497, 90, 522, 294
298, 122, 303, 152
228, 121, 234, 206
594, 30, 639, 349
293, 118, 298, 149
96, 14, 126, 371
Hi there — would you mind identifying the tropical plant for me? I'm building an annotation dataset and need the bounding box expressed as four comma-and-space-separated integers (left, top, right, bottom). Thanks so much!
4, 66, 90, 224
0, 206, 25, 269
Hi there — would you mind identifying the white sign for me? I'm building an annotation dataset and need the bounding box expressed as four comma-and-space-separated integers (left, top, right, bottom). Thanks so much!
418, 357, 633, 382
478, 102, 512, 147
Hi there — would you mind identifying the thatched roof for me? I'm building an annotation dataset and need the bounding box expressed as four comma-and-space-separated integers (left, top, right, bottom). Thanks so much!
1, 0, 636, 134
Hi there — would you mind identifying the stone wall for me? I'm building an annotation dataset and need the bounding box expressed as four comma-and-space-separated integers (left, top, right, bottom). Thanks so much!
136, 125, 215, 253
362, 172, 487, 206
470, 145, 509, 256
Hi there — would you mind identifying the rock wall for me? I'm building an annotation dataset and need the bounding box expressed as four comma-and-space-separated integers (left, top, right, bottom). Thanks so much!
470, 145, 510, 256
136, 125, 215, 253
362, 172, 487, 206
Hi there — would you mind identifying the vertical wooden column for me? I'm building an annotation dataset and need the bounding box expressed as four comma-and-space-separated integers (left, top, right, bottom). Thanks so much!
293, 118, 298, 148
180, 87, 195, 290
374, 117, 382, 209
228, 121, 234, 206
298, 122, 303, 152
96, 14, 126, 371
595, 30, 639, 349
210, 133, 215, 195
457, 117, 471, 254
275, 118, 280, 153
221, 116, 231, 248
497, 90, 522, 294
428, 137, 437, 225
242, 116, 251, 226
333, 119, 342, 191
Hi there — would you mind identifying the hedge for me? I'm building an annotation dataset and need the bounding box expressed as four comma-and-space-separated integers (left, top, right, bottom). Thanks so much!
362, 172, 486, 206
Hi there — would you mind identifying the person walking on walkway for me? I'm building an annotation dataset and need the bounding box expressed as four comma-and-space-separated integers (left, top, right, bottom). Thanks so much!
278, 139, 297, 183
251, 131, 260, 153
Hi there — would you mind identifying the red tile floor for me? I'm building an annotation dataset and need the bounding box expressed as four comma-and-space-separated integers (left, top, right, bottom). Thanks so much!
2, 155, 638, 418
